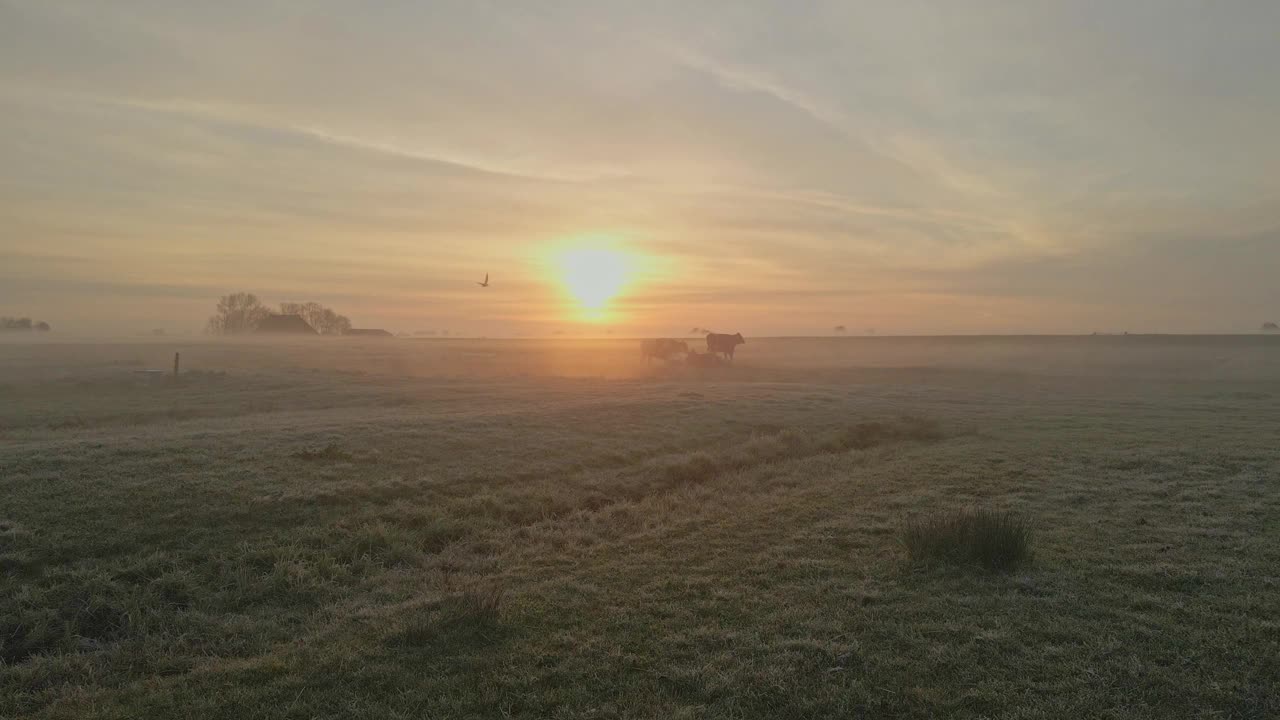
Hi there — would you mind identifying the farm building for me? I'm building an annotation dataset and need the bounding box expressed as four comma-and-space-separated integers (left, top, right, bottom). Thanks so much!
254, 314, 318, 335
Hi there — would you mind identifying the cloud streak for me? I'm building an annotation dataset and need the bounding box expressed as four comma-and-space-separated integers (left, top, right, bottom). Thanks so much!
1, 0, 1277, 334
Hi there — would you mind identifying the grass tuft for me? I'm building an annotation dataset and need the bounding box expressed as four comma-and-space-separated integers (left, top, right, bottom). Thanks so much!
390, 587, 506, 650
441, 586, 505, 627
290, 443, 355, 463
830, 417, 943, 451
901, 508, 1033, 571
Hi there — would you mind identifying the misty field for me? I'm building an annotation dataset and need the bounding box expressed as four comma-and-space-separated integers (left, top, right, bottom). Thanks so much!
1, 336, 1277, 719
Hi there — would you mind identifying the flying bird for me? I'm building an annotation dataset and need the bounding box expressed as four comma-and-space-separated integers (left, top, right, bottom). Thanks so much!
476, 273, 490, 288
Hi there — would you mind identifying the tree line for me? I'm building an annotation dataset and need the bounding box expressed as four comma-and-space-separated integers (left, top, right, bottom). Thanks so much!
206, 293, 351, 335
1, 317, 51, 332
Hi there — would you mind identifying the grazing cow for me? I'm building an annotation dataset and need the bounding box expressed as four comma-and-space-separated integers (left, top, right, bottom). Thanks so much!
641, 338, 688, 362
705, 332, 745, 361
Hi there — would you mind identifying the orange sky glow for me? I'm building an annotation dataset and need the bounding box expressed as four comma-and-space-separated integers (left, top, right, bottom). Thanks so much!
2, 2, 1278, 336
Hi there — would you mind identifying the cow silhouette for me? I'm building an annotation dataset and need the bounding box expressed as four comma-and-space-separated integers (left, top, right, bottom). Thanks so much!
705, 332, 745, 361
685, 350, 723, 368
641, 338, 688, 362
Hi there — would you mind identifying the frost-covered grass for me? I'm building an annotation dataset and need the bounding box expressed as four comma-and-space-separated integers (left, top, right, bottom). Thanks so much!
1, 337, 1277, 718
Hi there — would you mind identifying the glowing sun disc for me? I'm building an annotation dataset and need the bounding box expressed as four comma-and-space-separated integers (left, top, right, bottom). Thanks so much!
556, 246, 632, 314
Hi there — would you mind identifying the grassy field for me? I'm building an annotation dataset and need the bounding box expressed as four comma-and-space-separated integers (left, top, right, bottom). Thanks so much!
1, 336, 1277, 719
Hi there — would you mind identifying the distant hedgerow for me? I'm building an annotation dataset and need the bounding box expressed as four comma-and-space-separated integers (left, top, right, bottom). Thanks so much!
901, 508, 1033, 571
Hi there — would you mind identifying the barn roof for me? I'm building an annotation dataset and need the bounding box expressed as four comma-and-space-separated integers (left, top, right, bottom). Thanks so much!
255, 314, 318, 334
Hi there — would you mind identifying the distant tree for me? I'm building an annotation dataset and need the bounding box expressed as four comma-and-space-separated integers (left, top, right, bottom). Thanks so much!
1264, 322, 1279, 332
35, 321, 51, 332
206, 292, 270, 334
279, 302, 351, 335
327, 309, 352, 335
834, 325, 847, 333
1, 317, 33, 331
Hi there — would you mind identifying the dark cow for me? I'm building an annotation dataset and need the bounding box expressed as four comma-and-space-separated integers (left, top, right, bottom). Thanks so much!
685, 350, 722, 368
641, 338, 688, 362
705, 332, 745, 361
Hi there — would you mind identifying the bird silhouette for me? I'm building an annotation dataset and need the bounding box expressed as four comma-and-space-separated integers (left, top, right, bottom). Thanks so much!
476, 273, 490, 287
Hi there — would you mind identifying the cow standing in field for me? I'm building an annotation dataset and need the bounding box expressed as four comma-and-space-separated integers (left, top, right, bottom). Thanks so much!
705, 332, 745, 361
641, 338, 689, 362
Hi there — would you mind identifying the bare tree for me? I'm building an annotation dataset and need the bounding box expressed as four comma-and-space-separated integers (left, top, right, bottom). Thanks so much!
206, 292, 270, 334
279, 302, 351, 335
320, 307, 351, 336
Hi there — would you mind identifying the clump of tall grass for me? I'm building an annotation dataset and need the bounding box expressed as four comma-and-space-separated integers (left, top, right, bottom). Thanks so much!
443, 586, 505, 626
830, 417, 943, 451
389, 586, 506, 650
291, 442, 355, 463
901, 508, 1033, 571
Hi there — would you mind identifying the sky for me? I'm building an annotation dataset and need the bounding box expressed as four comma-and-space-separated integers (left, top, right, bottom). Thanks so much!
2, 0, 1278, 336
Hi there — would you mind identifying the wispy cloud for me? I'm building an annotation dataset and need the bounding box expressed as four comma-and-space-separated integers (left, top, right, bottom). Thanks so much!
1, 0, 1277, 334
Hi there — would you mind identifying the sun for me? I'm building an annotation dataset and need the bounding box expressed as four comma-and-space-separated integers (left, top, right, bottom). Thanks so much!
553, 242, 635, 322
